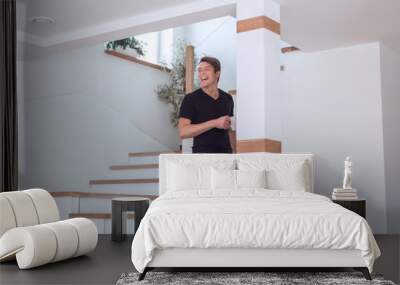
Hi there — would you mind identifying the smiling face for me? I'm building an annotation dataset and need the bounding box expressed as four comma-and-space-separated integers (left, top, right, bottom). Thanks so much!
198, 61, 220, 89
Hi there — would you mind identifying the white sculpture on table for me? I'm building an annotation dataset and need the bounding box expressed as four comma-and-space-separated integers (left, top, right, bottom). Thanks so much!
342, 156, 352, 190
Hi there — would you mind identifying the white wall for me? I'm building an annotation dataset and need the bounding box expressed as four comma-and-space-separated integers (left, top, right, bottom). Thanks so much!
380, 43, 400, 234
281, 43, 387, 233
23, 44, 179, 192
182, 16, 236, 92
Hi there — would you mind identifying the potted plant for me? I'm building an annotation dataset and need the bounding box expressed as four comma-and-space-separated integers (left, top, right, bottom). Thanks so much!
105, 37, 145, 57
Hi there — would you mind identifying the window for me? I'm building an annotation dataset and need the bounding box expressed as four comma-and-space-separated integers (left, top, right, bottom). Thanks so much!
159, 29, 173, 67
135, 32, 159, 64
135, 28, 173, 67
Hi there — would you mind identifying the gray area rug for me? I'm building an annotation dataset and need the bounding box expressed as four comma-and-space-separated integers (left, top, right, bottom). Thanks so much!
116, 271, 396, 285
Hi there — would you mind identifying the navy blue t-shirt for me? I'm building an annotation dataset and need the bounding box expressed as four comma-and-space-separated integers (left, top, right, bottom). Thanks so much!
179, 88, 234, 153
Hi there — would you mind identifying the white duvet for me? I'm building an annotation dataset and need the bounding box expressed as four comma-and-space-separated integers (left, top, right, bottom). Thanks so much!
131, 190, 380, 273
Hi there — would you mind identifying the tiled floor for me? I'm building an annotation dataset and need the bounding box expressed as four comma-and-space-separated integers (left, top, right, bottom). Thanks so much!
0, 235, 398, 285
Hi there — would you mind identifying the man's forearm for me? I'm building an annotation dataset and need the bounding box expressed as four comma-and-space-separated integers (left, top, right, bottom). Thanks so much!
179, 119, 216, 139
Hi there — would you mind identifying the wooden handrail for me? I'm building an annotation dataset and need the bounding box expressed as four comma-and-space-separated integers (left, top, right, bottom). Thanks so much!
105, 50, 171, 73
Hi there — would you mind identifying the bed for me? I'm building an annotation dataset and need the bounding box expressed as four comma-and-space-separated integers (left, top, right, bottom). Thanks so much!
131, 153, 380, 281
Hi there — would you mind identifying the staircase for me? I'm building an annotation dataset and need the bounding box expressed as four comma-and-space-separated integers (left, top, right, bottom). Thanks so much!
52, 150, 178, 234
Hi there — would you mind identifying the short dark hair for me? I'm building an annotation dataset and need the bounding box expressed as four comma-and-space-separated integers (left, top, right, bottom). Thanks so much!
199, 56, 221, 73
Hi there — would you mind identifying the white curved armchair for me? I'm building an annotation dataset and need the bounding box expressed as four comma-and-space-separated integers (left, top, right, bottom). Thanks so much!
0, 189, 98, 269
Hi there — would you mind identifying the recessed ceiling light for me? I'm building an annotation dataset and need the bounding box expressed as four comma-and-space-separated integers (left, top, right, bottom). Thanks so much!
30, 16, 55, 24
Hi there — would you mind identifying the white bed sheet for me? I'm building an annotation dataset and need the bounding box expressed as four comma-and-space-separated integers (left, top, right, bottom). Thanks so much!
131, 190, 380, 273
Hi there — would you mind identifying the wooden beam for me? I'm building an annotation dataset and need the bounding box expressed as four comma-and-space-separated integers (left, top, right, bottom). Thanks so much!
281, 46, 300, 54
185, 45, 195, 94
229, 130, 237, 153
237, 138, 282, 153
237, 16, 280, 35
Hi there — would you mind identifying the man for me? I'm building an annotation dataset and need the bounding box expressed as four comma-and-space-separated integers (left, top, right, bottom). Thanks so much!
178, 56, 234, 153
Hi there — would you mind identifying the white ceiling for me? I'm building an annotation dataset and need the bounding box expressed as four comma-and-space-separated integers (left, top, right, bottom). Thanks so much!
17, 0, 400, 53
277, 0, 400, 52
18, 0, 193, 38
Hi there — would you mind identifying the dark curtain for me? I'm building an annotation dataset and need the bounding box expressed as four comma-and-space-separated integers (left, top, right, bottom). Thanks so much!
0, 0, 18, 192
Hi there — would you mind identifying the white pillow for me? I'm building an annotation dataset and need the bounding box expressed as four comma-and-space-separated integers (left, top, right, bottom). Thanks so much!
211, 169, 267, 190
211, 168, 236, 190
238, 158, 308, 191
167, 162, 210, 191
166, 158, 235, 192
266, 161, 307, 191
236, 169, 267, 189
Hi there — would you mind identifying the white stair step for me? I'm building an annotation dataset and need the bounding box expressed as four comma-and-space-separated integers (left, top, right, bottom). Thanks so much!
79, 198, 112, 213
89, 178, 158, 186
89, 184, 159, 195
128, 155, 160, 165
110, 164, 158, 170
51, 191, 156, 199
128, 151, 177, 157
107, 168, 159, 179
127, 150, 179, 165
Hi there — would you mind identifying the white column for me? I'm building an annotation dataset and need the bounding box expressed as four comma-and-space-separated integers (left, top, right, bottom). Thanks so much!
236, 0, 282, 143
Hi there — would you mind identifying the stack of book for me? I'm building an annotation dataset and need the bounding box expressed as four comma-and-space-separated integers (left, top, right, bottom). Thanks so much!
332, 188, 358, 200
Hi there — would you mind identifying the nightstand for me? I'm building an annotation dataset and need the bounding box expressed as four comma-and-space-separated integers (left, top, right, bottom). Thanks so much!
332, 199, 366, 218
111, 197, 150, 242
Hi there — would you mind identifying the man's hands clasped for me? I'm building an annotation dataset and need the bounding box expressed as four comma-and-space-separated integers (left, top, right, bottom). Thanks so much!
214, 116, 231, 130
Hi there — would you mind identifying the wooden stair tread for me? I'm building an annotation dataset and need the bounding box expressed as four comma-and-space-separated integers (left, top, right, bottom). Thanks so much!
110, 163, 158, 170
128, 150, 180, 157
69, 212, 134, 219
89, 178, 158, 185
50, 191, 158, 200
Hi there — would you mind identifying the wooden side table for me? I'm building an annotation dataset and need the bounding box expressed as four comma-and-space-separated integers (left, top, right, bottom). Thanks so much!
112, 197, 150, 242
332, 199, 366, 218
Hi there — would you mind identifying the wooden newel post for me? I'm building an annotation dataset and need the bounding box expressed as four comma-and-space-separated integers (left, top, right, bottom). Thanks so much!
185, 45, 195, 94
181, 45, 195, 153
